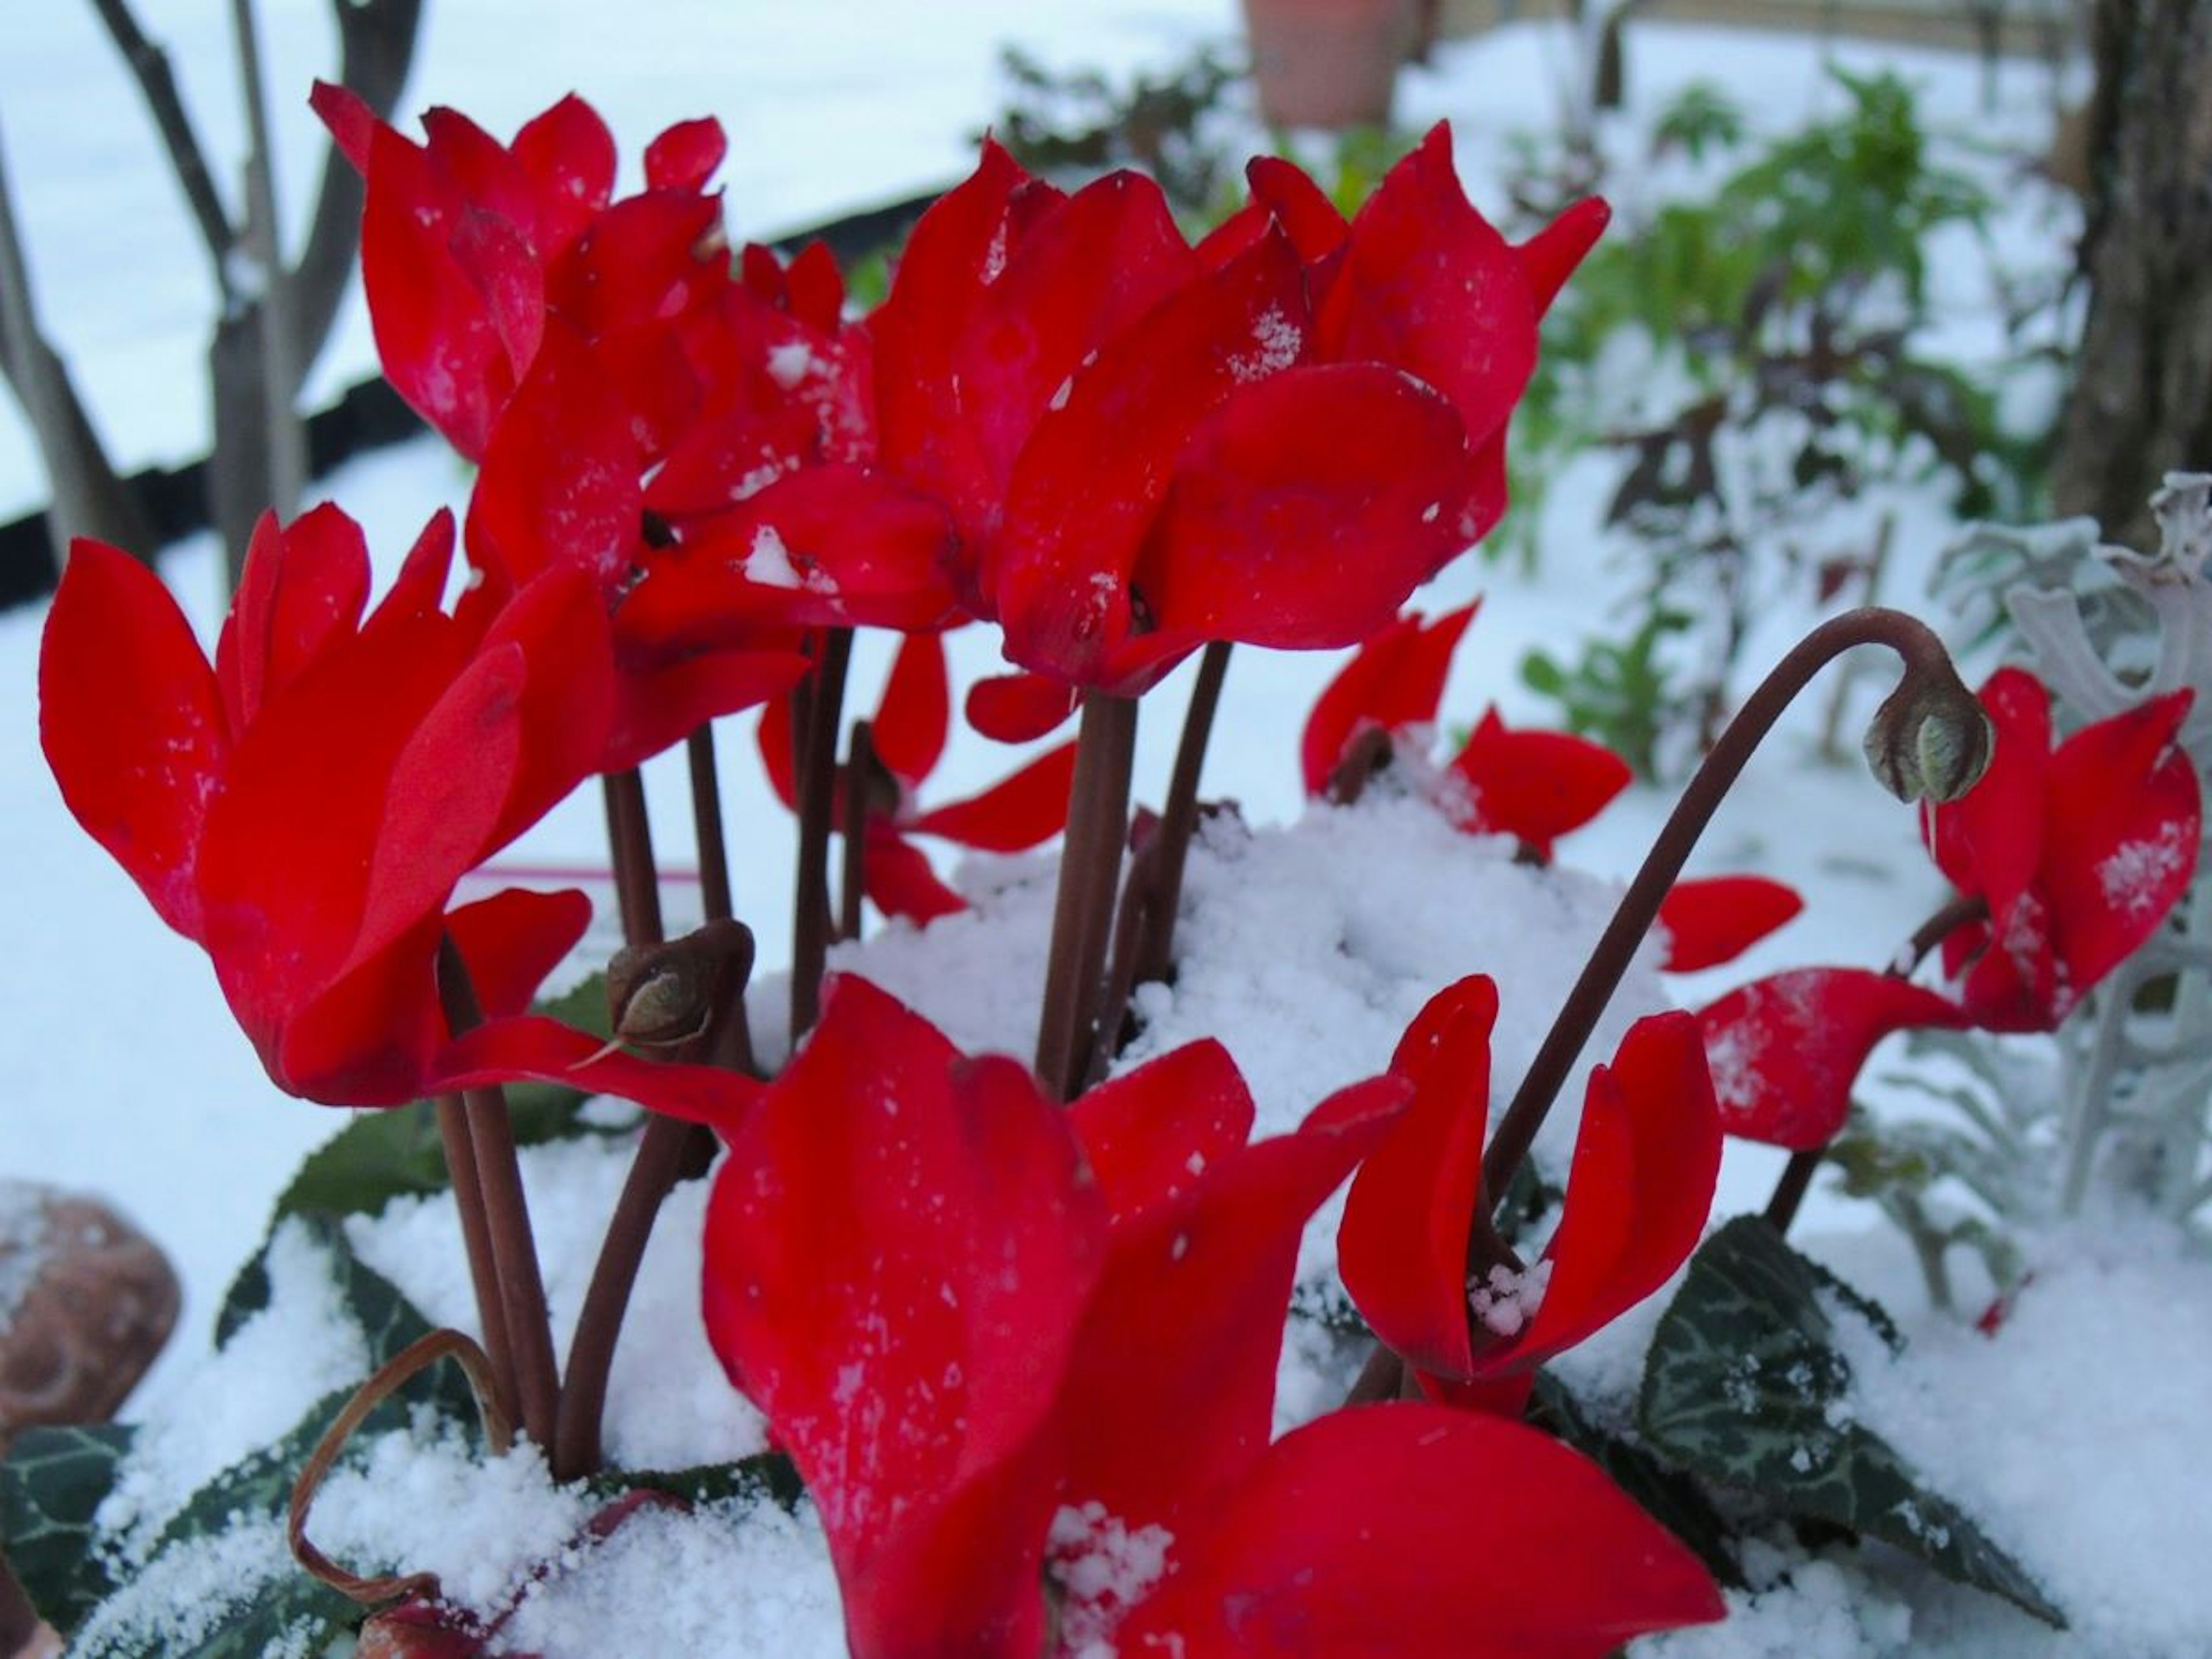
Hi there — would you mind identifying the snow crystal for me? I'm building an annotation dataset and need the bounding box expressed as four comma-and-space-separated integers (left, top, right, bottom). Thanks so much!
1468, 1256, 1554, 1337
1228, 305, 1304, 384
1047, 1499, 1175, 1659
766, 342, 817, 389
744, 525, 804, 590
2098, 823, 2188, 916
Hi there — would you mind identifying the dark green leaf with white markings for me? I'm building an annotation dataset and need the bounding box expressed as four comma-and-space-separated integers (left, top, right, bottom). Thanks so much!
0, 1422, 134, 1633
1638, 1217, 2065, 1627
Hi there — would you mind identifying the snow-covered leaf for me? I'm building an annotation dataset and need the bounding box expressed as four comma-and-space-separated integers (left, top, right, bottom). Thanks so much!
0, 1423, 135, 1633
1638, 1217, 2065, 1628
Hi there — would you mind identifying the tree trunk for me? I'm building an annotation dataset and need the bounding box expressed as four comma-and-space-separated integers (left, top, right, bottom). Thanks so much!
2050, 0, 2212, 551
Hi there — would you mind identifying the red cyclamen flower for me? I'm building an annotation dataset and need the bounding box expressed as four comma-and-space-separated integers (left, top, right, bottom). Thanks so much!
40, 510, 612, 1104
1337, 976, 1723, 1415
1698, 668, 2200, 1149
700, 976, 1722, 1656
323, 88, 960, 770
871, 126, 1605, 705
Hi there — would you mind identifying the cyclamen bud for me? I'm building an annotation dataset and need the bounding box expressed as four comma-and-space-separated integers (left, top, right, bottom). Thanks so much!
1863, 675, 1995, 804
608, 919, 755, 1050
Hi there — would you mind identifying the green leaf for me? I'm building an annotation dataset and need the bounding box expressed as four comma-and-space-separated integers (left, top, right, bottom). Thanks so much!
1638, 1217, 2065, 1627
169, 1574, 359, 1659
586, 1449, 806, 1514
0, 1423, 134, 1632
1528, 1373, 1742, 1589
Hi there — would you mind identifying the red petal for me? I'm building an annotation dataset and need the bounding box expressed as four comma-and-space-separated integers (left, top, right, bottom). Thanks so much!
870, 139, 1055, 537
1066, 1039, 1257, 1226
604, 645, 810, 773
954, 168, 1195, 495
644, 116, 726, 192
192, 611, 486, 1080
1319, 124, 1539, 452
1925, 666, 2050, 921
442, 888, 593, 1019
993, 229, 1310, 690
1518, 195, 1611, 315
627, 467, 960, 635
1507, 1012, 1721, 1368
700, 979, 1101, 1658
907, 741, 1077, 852
1133, 363, 1471, 654
1700, 968, 1968, 1148
433, 1013, 762, 1130
310, 80, 374, 175
1056, 1075, 1406, 1532
756, 690, 800, 811
785, 241, 848, 335
1115, 1403, 1723, 1656
870, 632, 950, 787
965, 672, 1078, 743
359, 122, 509, 457
510, 95, 616, 256
2041, 687, 2199, 998
546, 191, 723, 341
218, 506, 372, 728
1657, 875, 1805, 972
40, 540, 229, 938
1338, 976, 1498, 1377
1300, 603, 1480, 796
468, 324, 642, 597
448, 206, 546, 381
859, 827, 967, 926
474, 567, 615, 850
1449, 709, 1631, 855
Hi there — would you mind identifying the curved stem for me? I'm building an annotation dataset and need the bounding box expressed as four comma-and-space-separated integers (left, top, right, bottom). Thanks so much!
1483, 608, 1973, 1205
1035, 691, 1139, 1101
791, 629, 854, 1041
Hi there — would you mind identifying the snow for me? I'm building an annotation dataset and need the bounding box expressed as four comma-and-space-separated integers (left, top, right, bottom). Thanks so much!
6, 2, 2199, 1654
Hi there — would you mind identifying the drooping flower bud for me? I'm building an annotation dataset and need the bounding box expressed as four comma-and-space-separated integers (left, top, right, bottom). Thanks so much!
607, 919, 755, 1051
1863, 673, 1995, 804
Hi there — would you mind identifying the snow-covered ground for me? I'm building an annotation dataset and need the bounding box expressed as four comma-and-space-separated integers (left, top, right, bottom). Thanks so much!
11, 5, 2202, 1656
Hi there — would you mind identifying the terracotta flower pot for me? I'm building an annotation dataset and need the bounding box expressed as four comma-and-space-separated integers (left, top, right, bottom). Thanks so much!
1241, 0, 1421, 130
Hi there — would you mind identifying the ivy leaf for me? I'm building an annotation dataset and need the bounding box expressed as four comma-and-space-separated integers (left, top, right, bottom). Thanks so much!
0, 1423, 134, 1633
1638, 1216, 2065, 1628
1528, 1372, 1742, 1589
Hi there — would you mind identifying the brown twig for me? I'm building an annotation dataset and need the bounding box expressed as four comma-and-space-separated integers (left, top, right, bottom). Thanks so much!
687, 727, 733, 926
602, 769, 664, 948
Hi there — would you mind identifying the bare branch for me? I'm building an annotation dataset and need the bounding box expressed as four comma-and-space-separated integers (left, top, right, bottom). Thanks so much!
86, 0, 235, 275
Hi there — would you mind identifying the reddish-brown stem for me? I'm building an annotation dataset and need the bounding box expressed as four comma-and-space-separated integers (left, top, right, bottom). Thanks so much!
1035, 691, 1139, 1101
840, 719, 876, 942
1763, 892, 1988, 1236
602, 769, 663, 947
430, 1094, 516, 1425
1131, 642, 1232, 987
554, 923, 754, 1478
687, 726, 733, 925
1480, 608, 1972, 1207
437, 935, 560, 1460
790, 628, 854, 1041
